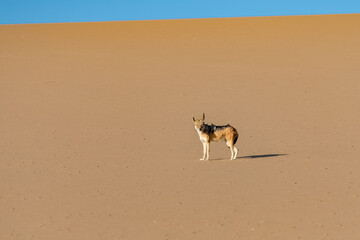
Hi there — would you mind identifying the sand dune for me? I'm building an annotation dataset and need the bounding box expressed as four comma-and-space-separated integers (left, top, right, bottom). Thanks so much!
1, 14, 360, 239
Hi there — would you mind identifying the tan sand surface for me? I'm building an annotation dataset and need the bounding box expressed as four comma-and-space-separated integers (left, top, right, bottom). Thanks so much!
1, 14, 360, 239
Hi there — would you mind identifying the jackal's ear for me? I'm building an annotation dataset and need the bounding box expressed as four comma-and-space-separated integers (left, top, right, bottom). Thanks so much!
192, 115, 196, 122
202, 113, 205, 120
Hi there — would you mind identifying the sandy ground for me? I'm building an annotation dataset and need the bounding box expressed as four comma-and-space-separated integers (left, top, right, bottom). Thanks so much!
1, 14, 360, 239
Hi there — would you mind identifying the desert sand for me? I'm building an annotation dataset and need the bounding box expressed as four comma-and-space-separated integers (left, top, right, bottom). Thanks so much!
1, 14, 360, 239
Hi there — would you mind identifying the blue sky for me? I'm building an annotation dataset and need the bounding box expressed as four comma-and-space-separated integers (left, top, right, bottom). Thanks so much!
1, 0, 359, 24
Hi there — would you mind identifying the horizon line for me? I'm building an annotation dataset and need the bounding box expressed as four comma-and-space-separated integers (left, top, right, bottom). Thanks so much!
1, 12, 359, 26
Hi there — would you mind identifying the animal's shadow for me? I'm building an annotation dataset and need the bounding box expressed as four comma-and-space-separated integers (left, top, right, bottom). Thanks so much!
210, 154, 288, 161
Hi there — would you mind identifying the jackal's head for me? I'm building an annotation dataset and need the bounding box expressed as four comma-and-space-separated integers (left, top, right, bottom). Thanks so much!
192, 113, 205, 131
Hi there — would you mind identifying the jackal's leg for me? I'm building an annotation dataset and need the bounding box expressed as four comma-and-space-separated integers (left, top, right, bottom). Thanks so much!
226, 141, 234, 160
230, 146, 235, 160
206, 142, 210, 160
200, 142, 206, 160
233, 147, 238, 160
226, 136, 239, 160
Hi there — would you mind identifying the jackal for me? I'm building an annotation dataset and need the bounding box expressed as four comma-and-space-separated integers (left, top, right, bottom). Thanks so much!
192, 113, 239, 160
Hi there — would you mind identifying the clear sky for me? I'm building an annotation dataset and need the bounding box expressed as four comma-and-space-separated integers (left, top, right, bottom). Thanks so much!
1, 0, 359, 24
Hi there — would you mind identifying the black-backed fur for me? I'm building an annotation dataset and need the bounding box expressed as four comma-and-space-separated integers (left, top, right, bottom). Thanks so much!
199, 123, 231, 135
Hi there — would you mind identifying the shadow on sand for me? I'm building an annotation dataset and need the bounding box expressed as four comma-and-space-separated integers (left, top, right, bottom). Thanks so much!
210, 154, 288, 161
237, 154, 288, 159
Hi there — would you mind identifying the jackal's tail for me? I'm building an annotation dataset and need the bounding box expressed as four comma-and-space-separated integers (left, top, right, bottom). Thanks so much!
234, 134, 238, 145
